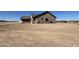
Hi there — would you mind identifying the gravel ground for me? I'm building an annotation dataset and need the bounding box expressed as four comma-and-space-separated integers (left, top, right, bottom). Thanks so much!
0, 23, 79, 47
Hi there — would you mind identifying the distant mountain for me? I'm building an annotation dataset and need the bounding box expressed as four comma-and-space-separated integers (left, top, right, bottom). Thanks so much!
0, 20, 8, 22
0, 20, 18, 22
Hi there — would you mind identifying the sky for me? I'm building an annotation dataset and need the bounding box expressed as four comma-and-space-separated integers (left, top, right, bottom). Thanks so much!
0, 11, 79, 21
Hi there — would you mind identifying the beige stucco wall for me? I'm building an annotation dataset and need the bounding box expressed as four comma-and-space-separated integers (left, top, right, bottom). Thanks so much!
36, 13, 56, 24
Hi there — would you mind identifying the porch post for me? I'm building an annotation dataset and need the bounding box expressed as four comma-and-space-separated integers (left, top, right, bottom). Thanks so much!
31, 16, 33, 24
35, 18, 37, 24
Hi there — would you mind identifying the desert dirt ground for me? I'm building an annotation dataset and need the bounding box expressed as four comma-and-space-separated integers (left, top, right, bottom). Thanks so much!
0, 22, 79, 47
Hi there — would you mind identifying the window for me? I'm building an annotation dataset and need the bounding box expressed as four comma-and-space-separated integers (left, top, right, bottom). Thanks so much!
41, 18, 43, 20
38, 21, 40, 23
50, 21, 52, 23
45, 18, 48, 21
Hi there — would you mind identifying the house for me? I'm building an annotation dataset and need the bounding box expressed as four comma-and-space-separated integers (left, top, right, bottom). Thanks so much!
20, 16, 31, 23
20, 11, 57, 24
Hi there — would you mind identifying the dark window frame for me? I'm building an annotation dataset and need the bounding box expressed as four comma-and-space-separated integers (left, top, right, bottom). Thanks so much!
50, 21, 53, 23
45, 18, 48, 21
41, 18, 44, 20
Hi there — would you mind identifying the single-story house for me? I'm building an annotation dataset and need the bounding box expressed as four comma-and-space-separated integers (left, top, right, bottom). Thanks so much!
20, 11, 57, 24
